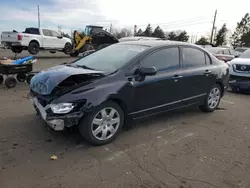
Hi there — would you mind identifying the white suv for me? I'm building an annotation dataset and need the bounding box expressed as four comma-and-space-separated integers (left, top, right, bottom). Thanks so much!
228, 48, 250, 92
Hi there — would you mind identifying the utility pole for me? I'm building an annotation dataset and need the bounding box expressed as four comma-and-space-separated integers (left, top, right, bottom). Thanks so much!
213, 26, 217, 42
210, 9, 217, 44
37, 5, 40, 28
134, 25, 137, 36
109, 24, 112, 33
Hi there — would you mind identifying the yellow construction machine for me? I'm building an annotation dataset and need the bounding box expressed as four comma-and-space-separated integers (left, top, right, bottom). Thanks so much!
70, 25, 119, 57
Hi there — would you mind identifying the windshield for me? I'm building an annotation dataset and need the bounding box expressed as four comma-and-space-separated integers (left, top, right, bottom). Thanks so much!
239, 49, 250, 58
206, 48, 222, 54
71, 44, 148, 72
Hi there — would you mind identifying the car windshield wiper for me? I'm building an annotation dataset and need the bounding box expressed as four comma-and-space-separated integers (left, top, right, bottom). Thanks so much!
75, 64, 96, 70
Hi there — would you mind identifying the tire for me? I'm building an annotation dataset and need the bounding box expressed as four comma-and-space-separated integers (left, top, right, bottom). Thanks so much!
80, 43, 94, 53
63, 42, 72, 55
70, 51, 79, 57
11, 46, 23, 53
28, 41, 40, 55
5, 77, 17, 88
49, 51, 56, 54
79, 101, 124, 146
16, 73, 26, 82
26, 74, 34, 84
0, 75, 3, 85
200, 84, 222, 112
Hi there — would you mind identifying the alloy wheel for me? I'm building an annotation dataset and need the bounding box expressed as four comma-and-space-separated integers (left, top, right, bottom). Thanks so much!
91, 107, 120, 141
208, 87, 221, 109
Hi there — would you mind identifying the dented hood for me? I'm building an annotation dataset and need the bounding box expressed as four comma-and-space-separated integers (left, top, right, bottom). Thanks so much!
30, 65, 104, 95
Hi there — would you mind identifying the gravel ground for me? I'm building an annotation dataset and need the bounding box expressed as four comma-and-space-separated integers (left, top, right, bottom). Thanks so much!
1, 49, 250, 188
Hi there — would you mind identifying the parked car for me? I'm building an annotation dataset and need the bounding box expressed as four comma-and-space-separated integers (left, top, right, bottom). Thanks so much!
234, 47, 249, 56
206, 47, 237, 62
29, 41, 229, 145
119, 36, 164, 42
228, 48, 250, 92
0, 27, 72, 55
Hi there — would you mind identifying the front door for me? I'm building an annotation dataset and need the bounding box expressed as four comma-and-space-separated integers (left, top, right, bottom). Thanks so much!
179, 47, 217, 104
42, 29, 55, 48
50, 30, 64, 48
128, 47, 184, 118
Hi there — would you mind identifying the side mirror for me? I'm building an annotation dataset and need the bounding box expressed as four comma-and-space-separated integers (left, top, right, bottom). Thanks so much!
57, 36, 63, 39
234, 55, 239, 58
139, 67, 157, 76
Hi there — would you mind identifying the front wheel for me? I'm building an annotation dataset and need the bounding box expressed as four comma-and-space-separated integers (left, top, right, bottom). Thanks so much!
79, 101, 124, 146
200, 84, 222, 112
63, 43, 72, 55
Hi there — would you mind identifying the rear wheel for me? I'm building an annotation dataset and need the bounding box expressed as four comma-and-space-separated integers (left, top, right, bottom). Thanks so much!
28, 41, 40, 55
69, 51, 79, 57
79, 101, 124, 146
16, 73, 26, 82
200, 84, 222, 112
0, 75, 3, 84
11, 46, 23, 53
26, 74, 35, 84
5, 77, 17, 88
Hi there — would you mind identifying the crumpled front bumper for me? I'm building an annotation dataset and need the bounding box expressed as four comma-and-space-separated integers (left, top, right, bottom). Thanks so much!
31, 97, 83, 131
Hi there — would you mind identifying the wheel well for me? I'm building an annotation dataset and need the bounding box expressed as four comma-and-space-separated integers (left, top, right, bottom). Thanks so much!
216, 81, 224, 96
29, 40, 40, 47
110, 98, 127, 115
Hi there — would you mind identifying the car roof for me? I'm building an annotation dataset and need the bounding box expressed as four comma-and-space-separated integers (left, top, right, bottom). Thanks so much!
116, 40, 197, 47
118, 36, 163, 42
206, 47, 228, 51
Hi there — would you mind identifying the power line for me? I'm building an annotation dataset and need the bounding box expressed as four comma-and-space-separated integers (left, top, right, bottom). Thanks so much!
135, 16, 213, 28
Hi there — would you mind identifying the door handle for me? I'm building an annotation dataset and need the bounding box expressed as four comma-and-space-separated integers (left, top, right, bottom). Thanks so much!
172, 75, 183, 79
204, 70, 212, 75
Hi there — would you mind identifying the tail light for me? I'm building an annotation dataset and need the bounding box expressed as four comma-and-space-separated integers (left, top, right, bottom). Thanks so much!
17, 34, 23, 40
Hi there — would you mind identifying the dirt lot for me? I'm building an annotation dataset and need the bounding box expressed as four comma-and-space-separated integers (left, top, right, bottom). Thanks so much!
1, 49, 250, 188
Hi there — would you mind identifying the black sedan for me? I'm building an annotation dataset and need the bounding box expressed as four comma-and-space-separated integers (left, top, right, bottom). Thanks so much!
29, 41, 229, 145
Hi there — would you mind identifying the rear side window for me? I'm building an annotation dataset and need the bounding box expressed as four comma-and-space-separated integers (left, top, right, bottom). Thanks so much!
141, 47, 179, 71
23, 28, 40, 35
182, 47, 206, 68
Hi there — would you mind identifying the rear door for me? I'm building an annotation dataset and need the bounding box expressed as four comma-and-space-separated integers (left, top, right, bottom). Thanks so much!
128, 46, 184, 118
179, 46, 217, 104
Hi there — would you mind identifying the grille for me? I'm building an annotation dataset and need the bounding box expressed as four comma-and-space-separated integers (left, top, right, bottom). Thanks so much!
235, 64, 250, 72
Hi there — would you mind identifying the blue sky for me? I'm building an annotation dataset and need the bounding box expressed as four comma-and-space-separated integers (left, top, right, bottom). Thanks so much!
0, 0, 250, 38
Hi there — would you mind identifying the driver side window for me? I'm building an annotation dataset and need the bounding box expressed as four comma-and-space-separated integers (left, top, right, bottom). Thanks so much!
51, 30, 60, 37
141, 47, 180, 72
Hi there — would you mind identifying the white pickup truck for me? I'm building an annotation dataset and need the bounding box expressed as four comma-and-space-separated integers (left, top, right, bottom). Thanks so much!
1, 27, 72, 55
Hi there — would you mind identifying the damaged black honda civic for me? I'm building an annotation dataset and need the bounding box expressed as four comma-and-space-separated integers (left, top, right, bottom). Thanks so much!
29, 40, 229, 145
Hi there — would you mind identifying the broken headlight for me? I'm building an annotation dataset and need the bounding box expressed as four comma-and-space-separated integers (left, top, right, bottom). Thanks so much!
50, 103, 74, 114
